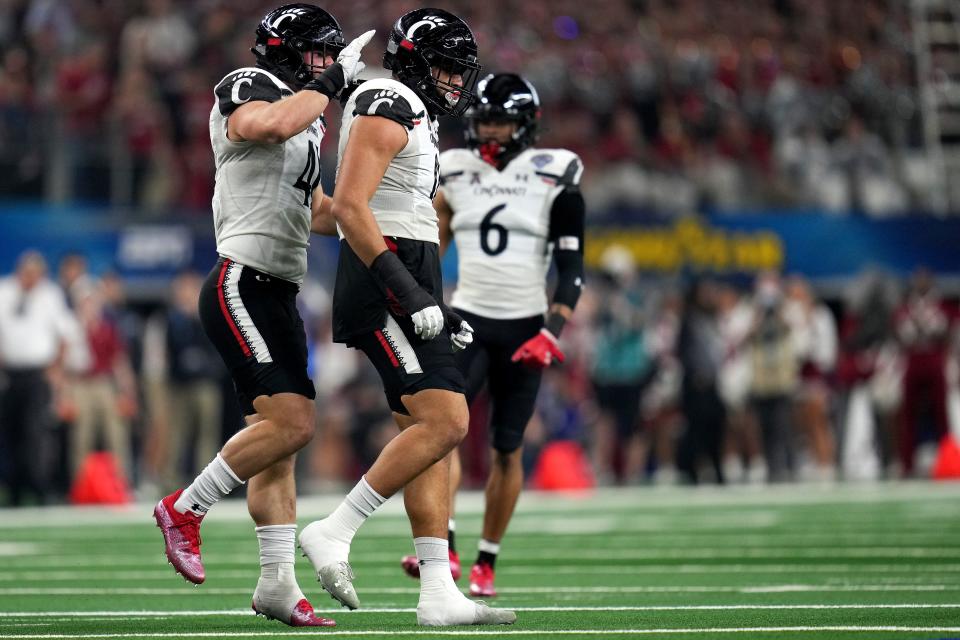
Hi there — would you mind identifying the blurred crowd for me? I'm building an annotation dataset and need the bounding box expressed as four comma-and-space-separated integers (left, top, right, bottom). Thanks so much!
0, 0, 933, 216
1, 246, 958, 506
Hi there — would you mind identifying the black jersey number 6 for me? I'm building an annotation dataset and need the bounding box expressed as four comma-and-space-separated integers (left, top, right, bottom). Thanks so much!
480, 204, 508, 256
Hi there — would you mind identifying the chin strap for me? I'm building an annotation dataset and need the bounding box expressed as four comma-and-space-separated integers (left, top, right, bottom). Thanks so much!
478, 141, 503, 167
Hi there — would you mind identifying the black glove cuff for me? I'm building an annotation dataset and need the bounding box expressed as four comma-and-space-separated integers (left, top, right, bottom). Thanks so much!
370, 250, 434, 314
545, 311, 566, 337
303, 62, 345, 98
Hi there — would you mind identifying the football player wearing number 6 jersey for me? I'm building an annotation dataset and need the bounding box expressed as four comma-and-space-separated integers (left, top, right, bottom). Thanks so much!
152, 4, 373, 628
296, 9, 514, 627
399, 74, 586, 598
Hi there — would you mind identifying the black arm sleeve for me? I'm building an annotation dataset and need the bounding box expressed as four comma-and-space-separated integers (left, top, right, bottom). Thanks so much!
548, 188, 585, 310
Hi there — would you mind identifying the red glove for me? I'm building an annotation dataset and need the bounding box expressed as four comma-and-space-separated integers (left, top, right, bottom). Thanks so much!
511, 329, 565, 370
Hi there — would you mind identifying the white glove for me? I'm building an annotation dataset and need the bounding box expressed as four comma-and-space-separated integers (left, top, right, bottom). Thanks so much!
411, 305, 444, 340
450, 320, 474, 352
337, 29, 375, 85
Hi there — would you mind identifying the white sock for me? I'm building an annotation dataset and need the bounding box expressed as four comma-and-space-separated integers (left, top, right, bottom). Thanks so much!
256, 524, 296, 569
416, 536, 458, 594
324, 475, 386, 545
174, 454, 243, 515
478, 538, 501, 555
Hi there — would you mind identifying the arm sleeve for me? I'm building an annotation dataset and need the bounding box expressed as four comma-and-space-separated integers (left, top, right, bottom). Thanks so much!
215, 69, 288, 117
353, 87, 426, 130
548, 187, 585, 310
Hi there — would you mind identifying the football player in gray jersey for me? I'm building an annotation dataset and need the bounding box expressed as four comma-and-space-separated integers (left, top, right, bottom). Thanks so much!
297, 9, 515, 627
398, 74, 586, 598
153, 4, 373, 628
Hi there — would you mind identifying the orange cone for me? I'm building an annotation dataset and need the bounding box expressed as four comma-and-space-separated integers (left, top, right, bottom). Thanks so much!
69, 452, 132, 504
932, 435, 960, 480
530, 441, 595, 491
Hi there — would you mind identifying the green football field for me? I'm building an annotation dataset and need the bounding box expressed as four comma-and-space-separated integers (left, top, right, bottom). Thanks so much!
1, 483, 959, 639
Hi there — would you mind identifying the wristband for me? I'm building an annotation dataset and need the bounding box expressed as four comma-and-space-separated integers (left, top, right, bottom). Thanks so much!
303, 62, 345, 99
545, 311, 566, 338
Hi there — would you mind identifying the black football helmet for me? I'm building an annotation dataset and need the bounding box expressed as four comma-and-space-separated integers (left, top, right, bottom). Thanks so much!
466, 73, 541, 162
383, 8, 481, 117
252, 4, 345, 89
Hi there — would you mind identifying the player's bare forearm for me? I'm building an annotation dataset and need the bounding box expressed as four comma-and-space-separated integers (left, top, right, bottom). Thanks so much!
331, 115, 408, 265
434, 191, 454, 257
548, 303, 573, 321
311, 192, 337, 236
229, 92, 331, 144
333, 200, 390, 266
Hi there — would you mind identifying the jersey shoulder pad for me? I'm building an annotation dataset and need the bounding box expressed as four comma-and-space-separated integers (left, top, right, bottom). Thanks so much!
215, 67, 291, 117
352, 78, 427, 130
526, 149, 584, 188
439, 148, 475, 184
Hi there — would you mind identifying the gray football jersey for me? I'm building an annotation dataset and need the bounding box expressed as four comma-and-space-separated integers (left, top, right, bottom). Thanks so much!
209, 67, 325, 284
337, 78, 440, 243
440, 147, 584, 319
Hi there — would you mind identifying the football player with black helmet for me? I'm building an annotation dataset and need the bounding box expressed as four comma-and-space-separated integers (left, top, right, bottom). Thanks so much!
399, 73, 586, 598
153, 4, 373, 628
297, 9, 515, 626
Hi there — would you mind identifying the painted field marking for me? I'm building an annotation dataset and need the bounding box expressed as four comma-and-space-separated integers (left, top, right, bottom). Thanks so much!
0, 585, 957, 596
2, 604, 960, 618
4, 625, 960, 638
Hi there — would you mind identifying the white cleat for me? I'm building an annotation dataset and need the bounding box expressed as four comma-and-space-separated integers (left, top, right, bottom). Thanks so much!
316, 561, 359, 610
417, 596, 517, 626
299, 519, 359, 610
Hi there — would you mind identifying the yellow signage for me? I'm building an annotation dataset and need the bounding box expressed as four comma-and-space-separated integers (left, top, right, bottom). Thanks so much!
585, 217, 784, 273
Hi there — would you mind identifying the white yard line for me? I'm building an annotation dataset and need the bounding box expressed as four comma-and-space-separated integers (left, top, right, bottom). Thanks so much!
2, 604, 960, 618
4, 626, 960, 637
0, 585, 956, 596
5, 547, 960, 568
5, 564, 960, 582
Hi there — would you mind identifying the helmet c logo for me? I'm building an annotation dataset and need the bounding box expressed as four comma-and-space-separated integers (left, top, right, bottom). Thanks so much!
271, 9, 304, 30
405, 17, 445, 39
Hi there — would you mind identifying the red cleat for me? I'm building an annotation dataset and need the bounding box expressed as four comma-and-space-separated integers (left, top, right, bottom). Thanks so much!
252, 598, 336, 627
401, 549, 462, 581
468, 562, 497, 598
153, 489, 205, 584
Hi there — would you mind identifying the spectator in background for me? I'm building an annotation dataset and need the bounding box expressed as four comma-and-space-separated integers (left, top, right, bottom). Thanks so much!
895, 268, 952, 476
57, 251, 91, 307
716, 280, 763, 483
0, 46, 43, 197
143, 271, 223, 492
748, 272, 799, 482
0, 251, 78, 505
785, 275, 838, 480
836, 269, 901, 478
831, 115, 907, 217
676, 277, 726, 484
589, 245, 655, 484
68, 281, 138, 484
55, 38, 112, 202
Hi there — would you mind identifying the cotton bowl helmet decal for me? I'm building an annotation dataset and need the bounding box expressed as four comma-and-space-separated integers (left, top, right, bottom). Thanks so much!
252, 3, 346, 89
466, 73, 542, 162
383, 8, 481, 117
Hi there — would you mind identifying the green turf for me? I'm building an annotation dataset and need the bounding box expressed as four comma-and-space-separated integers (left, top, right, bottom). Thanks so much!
1, 483, 959, 639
